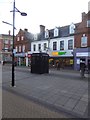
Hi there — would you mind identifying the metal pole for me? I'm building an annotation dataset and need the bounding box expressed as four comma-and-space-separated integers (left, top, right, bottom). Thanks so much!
12, 0, 15, 86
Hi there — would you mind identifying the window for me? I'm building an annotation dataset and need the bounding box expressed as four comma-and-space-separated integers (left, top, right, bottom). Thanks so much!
17, 36, 20, 41
68, 40, 73, 50
54, 28, 59, 37
60, 41, 64, 50
45, 29, 49, 38
44, 43, 47, 50
21, 36, 24, 40
53, 42, 57, 50
10, 40, 13, 45
19, 46, 21, 52
15, 46, 18, 52
34, 34, 38, 40
22, 45, 25, 52
81, 34, 87, 47
4, 40, 8, 44
33, 44, 36, 51
38, 44, 41, 51
69, 23, 75, 34
87, 20, 90, 27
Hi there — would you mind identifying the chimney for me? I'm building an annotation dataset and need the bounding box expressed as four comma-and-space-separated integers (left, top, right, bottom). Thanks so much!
24, 28, 28, 32
40, 25, 45, 33
82, 12, 86, 21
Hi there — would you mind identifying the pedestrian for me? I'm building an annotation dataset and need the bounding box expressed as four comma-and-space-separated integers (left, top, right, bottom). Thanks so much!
57, 61, 60, 70
80, 62, 86, 78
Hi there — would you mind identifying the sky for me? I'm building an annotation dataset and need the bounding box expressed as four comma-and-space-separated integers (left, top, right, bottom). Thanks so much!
0, 0, 89, 35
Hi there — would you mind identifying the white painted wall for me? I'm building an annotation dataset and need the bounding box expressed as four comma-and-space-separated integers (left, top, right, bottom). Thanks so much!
31, 36, 74, 56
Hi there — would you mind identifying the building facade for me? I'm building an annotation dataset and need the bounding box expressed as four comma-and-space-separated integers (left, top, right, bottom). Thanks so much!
31, 23, 79, 69
74, 12, 90, 70
0, 31, 13, 63
14, 29, 34, 66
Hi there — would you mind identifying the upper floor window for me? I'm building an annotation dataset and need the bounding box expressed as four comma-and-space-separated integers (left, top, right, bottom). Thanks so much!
68, 39, 73, 50
10, 40, 13, 45
81, 34, 87, 47
15, 46, 18, 52
60, 41, 64, 50
21, 36, 24, 40
87, 20, 90, 27
38, 44, 41, 51
43, 43, 47, 50
4, 40, 8, 44
45, 29, 49, 38
19, 45, 21, 52
54, 27, 59, 37
22, 45, 25, 52
33, 44, 36, 51
53, 42, 57, 50
17, 36, 20, 41
69, 23, 75, 34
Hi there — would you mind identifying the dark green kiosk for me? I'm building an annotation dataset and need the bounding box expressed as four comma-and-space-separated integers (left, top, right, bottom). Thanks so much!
31, 53, 49, 74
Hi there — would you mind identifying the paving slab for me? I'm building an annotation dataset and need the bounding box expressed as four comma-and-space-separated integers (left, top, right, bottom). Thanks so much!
2, 66, 89, 118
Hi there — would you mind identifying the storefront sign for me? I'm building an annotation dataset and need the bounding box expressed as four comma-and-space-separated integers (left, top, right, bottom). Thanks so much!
70, 59, 73, 64
76, 52, 90, 57
15, 53, 25, 57
58, 52, 66, 55
51, 51, 73, 57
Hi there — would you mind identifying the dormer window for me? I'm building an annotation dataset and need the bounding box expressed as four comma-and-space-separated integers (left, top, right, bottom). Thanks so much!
45, 29, 49, 38
34, 34, 38, 40
54, 27, 59, 37
69, 23, 75, 34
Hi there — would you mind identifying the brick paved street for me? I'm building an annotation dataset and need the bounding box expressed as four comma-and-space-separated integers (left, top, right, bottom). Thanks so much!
1, 65, 89, 118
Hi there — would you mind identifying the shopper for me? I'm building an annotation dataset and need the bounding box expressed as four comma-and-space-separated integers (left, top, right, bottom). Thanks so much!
80, 62, 86, 78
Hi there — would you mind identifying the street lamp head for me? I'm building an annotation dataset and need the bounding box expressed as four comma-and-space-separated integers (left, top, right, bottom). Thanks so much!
21, 12, 27, 16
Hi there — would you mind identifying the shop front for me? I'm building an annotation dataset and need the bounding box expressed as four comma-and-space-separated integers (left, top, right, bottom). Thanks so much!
73, 48, 90, 70
49, 51, 74, 69
15, 53, 26, 66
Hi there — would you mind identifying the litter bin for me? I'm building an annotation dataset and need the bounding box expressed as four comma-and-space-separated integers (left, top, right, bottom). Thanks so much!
31, 53, 49, 74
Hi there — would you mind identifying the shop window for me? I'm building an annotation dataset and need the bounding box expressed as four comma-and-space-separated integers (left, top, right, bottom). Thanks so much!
60, 41, 64, 50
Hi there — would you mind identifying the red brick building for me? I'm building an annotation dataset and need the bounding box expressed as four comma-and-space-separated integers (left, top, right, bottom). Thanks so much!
74, 11, 90, 70
14, 29, 34, 66
0, 31, 13, 63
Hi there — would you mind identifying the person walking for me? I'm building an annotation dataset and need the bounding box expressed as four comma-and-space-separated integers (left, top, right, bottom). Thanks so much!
80, 62, 86, 78
57, 61, 60, 70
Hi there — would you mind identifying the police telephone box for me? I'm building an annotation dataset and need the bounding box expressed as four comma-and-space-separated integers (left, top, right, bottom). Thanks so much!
31, 53, 49, 74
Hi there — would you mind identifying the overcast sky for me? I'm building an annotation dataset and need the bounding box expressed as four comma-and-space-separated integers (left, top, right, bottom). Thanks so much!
0, 0, 89, 35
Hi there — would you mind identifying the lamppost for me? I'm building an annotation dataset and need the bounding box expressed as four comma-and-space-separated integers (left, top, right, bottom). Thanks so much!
11, 0, 27, 87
